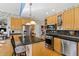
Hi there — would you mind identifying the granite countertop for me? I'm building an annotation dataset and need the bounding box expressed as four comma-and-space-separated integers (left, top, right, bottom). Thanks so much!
11, 32, 44, 45
19, 36, 44, 45
46, 32, 79, 42
10, 33, 21, 35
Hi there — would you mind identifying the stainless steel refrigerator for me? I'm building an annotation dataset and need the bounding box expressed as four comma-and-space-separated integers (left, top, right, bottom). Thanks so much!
22, 25, 32, 44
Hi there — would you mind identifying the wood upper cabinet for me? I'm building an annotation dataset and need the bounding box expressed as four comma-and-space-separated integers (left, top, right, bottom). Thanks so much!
11, 17, 22, 30
74, 7, 79, 30
11, 17, 32, 30
21, 18, 32, 25
47, 15, 57, 25
62, 8, 75, 30
54, 38, 61, 53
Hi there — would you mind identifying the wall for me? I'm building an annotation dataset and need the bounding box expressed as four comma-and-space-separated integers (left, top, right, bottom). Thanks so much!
34, 20, 44, 38
35, 23, 41, 38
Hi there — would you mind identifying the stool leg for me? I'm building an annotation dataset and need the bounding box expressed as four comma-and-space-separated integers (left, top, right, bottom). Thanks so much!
24, 51, 26, 56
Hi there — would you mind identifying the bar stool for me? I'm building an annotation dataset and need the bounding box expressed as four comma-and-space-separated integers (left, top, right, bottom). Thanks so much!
11, 35, 26, 56
15, 45, 26, 56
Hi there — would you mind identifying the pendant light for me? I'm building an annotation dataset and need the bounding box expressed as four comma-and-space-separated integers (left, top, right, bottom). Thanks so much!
30, 21, 36, 25
26, 23, 31, 25
29, 3, 32, 17
29, 3, 36, 25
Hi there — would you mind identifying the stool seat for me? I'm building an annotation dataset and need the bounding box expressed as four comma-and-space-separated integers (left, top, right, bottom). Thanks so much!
15, 45, 26, 53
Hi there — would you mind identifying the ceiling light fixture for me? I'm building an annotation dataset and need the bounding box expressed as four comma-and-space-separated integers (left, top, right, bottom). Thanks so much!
30, 21, 36, 25
26, 23, 31, 25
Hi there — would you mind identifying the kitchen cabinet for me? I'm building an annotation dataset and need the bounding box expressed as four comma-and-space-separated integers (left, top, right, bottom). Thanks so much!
32, 41, 55, 56
21, 18, 32, 25
62, 8, 75, 30
54, 38, 61, 54
11, 17, 32, 30
47, 15, 57, 25
11, 17, 22, 30
74, 7, 79, 30
78, 43, 79, 56
32, 42, 43, 56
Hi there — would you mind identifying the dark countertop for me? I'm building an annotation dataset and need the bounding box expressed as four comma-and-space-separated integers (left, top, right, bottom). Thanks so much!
19, 36, 44, 45
46, 32, 79, 42
10, 33, 21, 35
11, 33, 44, 45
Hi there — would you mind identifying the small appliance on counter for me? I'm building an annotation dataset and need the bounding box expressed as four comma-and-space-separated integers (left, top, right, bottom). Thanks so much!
46, 24, 56, 33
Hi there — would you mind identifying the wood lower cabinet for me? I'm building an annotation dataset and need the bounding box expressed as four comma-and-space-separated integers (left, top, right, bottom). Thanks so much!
62, 8, 75, 30
54, 38, 61, 54
32, 42, 54, 56
32, 41, 62, 56
32, 42, 49, 56
78, 43, 79, 56
32, 42, 43, 56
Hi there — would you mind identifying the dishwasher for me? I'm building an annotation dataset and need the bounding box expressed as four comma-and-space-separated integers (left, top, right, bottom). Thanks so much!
61, 39, 77, 56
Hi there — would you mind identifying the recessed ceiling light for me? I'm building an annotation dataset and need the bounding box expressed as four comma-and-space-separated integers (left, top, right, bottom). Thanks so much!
46, 12, 48, 15
52, 9, 55, 12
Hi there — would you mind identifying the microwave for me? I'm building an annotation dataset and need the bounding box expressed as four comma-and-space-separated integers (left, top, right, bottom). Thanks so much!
46, 24, 56, 31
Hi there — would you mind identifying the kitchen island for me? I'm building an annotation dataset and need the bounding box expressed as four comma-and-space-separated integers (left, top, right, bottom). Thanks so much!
10, 33, 45, 56
0, 32, 44, 56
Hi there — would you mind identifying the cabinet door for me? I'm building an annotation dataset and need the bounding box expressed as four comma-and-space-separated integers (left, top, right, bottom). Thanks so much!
78, 43, 79, 56
54, 38, 61, 53
62, 8, 75, 30
32, 42, 54, 56
11, 17, 22, 30
32, 42, 42, 56
22, 19, 32, 25
74, 7, 79, 30
47, 15, 57, 25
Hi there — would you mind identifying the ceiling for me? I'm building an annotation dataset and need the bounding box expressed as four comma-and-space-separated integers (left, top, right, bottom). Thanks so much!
0, 3, 79, 24
0, 3, 20, 16
21, 3, 79, 24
